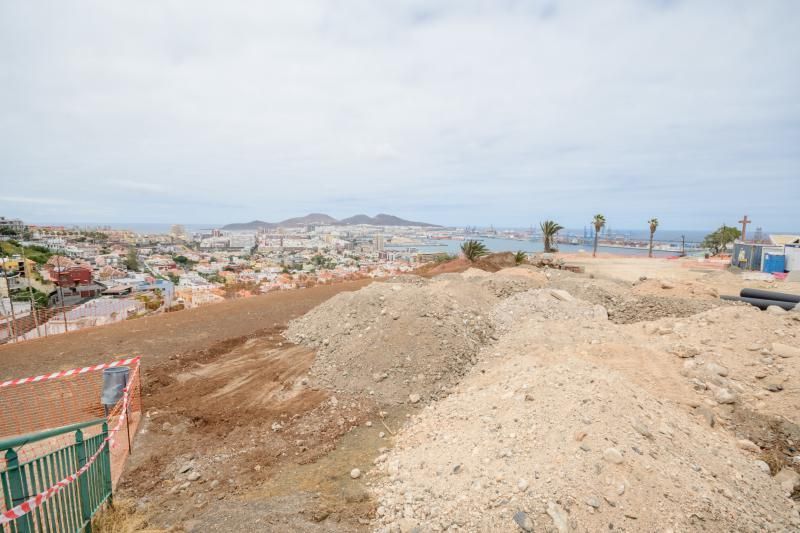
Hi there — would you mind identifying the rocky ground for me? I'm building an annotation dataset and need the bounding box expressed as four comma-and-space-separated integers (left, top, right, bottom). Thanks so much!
361, 266, 800, 532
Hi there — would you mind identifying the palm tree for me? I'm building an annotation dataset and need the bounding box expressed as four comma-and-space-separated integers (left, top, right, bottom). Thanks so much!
648, 218, 659, 258
514, 251, 527, 265
461, 240, 488, 262
592, 214, 606, 258
540, 220, 564, 253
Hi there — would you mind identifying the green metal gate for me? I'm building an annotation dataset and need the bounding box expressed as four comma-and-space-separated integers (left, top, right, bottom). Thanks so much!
0, 419, 112, 533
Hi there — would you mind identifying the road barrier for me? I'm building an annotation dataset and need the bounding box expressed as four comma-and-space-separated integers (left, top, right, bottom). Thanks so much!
0, 358, 142, 531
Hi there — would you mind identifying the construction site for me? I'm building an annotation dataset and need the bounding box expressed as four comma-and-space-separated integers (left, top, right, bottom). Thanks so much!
1, 254, 799, 532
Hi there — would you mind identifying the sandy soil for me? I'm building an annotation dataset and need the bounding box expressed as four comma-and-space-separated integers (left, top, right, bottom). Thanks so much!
3, 258, 799, 532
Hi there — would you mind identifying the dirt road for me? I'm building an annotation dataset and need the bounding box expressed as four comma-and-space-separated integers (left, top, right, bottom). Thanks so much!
0, 280, 370, 379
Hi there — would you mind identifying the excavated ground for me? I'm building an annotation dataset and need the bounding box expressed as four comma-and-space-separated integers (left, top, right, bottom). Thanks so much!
3, 260, 799, 532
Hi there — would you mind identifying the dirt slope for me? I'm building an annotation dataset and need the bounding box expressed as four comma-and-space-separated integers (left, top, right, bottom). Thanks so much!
0, 280, 370, 378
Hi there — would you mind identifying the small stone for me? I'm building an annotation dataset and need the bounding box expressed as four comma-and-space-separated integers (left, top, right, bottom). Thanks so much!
714, 388, 738, 404
772, 342, 800, 358
350, 468, 361, 479
754, 460, 771, 474
186, 471, 201, 481
774, 468, 800, 493
705, 362, 729, 377
765, 381, 783, 392
585, 496, 601, 508
546, 501, 569, 533
379, 432, 386, 438
603, 447, 624, 464
694, 405, 715, 427
631, 420, 652, 439
517, 479, 529, 492
409, 393, 421, 404
661, 280, 675, 289
253, 465, 262, 472
737, 439, 760, 453
513, 511, 534, 532
178, 463, 193, 474
365, 421, 373, 427
766, 305, 787, 315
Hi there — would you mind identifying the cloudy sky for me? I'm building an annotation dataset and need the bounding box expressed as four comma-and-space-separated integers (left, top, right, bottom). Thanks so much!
1, 1, 798, 230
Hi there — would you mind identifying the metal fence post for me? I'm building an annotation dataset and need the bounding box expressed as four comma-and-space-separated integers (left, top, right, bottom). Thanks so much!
101, 422, 113, 504
5, 448, 31, 533
75, 429, 93, 533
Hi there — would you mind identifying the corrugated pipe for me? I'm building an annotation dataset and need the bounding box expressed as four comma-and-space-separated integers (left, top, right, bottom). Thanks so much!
739, 288, 800, 304
720, 295, 797, 311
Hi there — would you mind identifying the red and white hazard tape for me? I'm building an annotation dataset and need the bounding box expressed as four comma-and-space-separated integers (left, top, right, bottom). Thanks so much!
0, 363, 139, 525
0, 356, 140, 388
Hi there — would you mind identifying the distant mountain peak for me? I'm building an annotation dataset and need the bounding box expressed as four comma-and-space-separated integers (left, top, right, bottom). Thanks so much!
222, 212, 440, 230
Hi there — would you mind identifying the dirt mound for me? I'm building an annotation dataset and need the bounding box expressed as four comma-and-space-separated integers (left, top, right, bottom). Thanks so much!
370, 333, 800, 531
286, 277, 498, 404
472, 252, 519, 272
632, 277, 720, 299
492, 288, 608, 334
417, 252, 522, 277
550, 277, 722, 324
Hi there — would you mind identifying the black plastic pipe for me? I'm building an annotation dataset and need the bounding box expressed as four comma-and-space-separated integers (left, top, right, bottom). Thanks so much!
740, 288, 800, 304
721, 295, 797, 311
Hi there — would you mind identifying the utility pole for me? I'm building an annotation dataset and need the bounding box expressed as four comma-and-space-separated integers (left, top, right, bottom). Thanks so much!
2, 271, 18, 342
681, 235, 686, 257
20, 247, 41, 338
55, 252, 69, 332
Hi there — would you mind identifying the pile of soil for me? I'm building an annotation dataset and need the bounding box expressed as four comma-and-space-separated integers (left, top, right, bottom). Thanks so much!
416, 252, 521, 277
286, 276, 498, 404
550, 277, 723, 324
370, 326, 800, 532
492, 288, 608, 334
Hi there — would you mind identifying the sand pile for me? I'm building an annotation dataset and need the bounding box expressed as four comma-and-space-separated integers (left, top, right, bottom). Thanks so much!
285, 276, 498, 404
370, 328, 800, 532
459, 266, 548, 298
492, 288, 608, 334
550, 277, 722, 324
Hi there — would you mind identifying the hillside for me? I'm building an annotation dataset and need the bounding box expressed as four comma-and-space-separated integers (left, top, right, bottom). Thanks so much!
5, 258, 799, 532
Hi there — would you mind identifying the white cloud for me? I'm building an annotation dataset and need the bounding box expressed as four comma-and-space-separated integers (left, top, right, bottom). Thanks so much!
0, 196, 71, 206
0, 1, 798, 229
110, 180, 170, 193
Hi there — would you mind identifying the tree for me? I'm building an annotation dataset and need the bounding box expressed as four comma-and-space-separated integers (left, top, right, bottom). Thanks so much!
540, 220, 564, 253
514, 251, 527, 265
648, 218, 659, 258
702, 224, 741, 256
592, 214, 606, 258
125, 247, 140, 271
460, 240, 488, 262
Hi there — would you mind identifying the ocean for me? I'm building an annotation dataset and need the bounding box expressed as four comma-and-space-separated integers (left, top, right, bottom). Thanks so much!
387, 237, 687, 257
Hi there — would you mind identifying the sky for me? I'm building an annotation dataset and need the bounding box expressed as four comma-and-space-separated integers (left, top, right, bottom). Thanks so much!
1, 1, 798, 231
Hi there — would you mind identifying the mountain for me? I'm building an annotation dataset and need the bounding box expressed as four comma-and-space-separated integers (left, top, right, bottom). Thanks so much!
221, 213, 440, 230
338, 214, 374, 225
220, 220, 276, 230
338, 213, 440, 227
279, 213, 339, 226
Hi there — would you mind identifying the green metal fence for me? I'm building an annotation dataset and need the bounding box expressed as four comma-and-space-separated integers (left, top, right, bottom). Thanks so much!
0, 419, 112, 533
